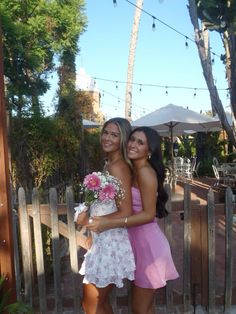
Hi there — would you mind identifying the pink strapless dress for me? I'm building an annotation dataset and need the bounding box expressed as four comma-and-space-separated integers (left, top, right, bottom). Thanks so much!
128, 187, 179, 289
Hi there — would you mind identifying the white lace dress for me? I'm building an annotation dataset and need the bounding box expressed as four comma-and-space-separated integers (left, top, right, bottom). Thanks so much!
79, 199, 135, 288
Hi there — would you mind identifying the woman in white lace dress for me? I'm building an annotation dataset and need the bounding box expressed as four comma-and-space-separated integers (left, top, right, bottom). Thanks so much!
75, 117, 135, 314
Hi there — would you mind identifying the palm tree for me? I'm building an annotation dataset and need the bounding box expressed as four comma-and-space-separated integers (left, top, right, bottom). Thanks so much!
125, 0, 144, 121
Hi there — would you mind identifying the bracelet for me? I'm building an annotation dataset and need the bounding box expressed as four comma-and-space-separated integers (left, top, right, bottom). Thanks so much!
124, 217, 128, 227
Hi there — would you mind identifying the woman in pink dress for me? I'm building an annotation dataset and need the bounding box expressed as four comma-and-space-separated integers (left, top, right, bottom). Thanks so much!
88, 126, 179, 314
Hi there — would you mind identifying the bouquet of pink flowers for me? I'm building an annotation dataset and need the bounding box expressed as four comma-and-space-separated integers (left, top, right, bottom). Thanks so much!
74, 171, 124, 222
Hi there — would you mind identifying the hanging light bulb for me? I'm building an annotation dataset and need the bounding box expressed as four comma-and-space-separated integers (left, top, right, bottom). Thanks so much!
185, 36, 189, 48
193, 88, 197, 98
165, 87, 168, 96
116, 81, 118, 89
211, 52, 215, 65
113, 0, 117, 7
152, 17, 156, 31
139, 84, 142, 92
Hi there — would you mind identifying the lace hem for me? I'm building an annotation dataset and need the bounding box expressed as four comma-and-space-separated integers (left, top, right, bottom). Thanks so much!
81, 272, 135, 288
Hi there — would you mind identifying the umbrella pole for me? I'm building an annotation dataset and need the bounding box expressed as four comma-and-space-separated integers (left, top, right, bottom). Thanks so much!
170, 126, 176, 191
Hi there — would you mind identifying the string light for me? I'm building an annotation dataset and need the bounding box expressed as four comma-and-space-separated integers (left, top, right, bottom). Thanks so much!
185, 36, 189, 48
123, 0, 221, 60
77, 73, 229, 117
99, 87, 228, 120
152, 16, 156, 31
211, 52, 215, 65
165, 86, 168, 96
92, 76, 228, 92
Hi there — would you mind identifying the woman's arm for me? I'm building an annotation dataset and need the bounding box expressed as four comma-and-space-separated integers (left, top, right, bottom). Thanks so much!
87, 166, 158, 232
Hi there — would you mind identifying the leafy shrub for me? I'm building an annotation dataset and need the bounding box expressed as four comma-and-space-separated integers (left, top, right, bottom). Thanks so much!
0, 276, 33, 314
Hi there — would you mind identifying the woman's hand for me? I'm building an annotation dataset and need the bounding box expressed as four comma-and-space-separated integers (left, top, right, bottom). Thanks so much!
86, 216, 110, 233
76, 211, 89, 225
85, 234, 93, 249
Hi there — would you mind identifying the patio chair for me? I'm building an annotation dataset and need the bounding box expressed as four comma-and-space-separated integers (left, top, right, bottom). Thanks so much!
164, 166, 172, 185
212, 164, 235, 186
213, 157, 220, 168
193, 161, 201, 178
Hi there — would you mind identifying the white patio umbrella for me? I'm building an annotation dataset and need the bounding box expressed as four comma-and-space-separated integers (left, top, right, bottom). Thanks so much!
132, 103, 221, 160
83, 119, 100, 129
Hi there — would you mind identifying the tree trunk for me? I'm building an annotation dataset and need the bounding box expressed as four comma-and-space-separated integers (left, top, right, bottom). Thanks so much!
223, 30, 236, 121
188, 0, 236, 147
125, 0, 143, 121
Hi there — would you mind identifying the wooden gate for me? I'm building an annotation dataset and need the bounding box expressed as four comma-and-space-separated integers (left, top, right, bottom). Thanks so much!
12, 183, 236, 313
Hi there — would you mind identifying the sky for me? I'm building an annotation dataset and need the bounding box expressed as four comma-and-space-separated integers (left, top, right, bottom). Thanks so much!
42, 0, 229, 121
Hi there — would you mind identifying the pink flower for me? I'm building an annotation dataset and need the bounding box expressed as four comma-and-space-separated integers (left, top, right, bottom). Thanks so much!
99, 183, 116, 201
84, 173, 101, 191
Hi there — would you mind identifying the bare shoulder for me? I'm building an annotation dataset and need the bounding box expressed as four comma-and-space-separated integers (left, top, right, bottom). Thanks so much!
137, 165, 157, 188
109, 159, 132, 182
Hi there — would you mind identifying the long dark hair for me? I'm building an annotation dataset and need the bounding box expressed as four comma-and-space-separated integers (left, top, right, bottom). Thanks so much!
130, 127, 169, 218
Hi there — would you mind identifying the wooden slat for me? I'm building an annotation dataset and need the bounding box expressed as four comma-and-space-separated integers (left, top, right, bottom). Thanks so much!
200, 204, 208, 306
49, 188, 63, 313
18, 187, 33, 305
66, 186, 82, 313
27, 206, 88, 249
207, 188, 215, 314
165, 183, 174, 311
32, 188, 47, 312
27, 204, 69, 215
12, 209, 21, 300
191, 208, 202, 307
110, 286, 117, 313
225, 187, 233, 313
183, 183, 191, 312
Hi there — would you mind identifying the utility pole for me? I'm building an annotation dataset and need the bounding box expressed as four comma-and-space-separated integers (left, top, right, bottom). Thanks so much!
0, 21, 16, 302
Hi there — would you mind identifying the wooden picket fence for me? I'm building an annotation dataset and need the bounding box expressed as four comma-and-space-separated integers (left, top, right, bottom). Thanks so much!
12, 183, 236, 313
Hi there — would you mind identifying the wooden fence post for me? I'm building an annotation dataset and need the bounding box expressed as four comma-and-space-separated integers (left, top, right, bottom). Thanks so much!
32, 188, 47, 312
165, 183, 174, 312
207, 188, 215, 314
18, 187, 33, 305
0, 21, 16, 302
49, 188, 63, 313
183, 183, 191, 312
225, 187, 233, 313
66, 186, 82, 313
